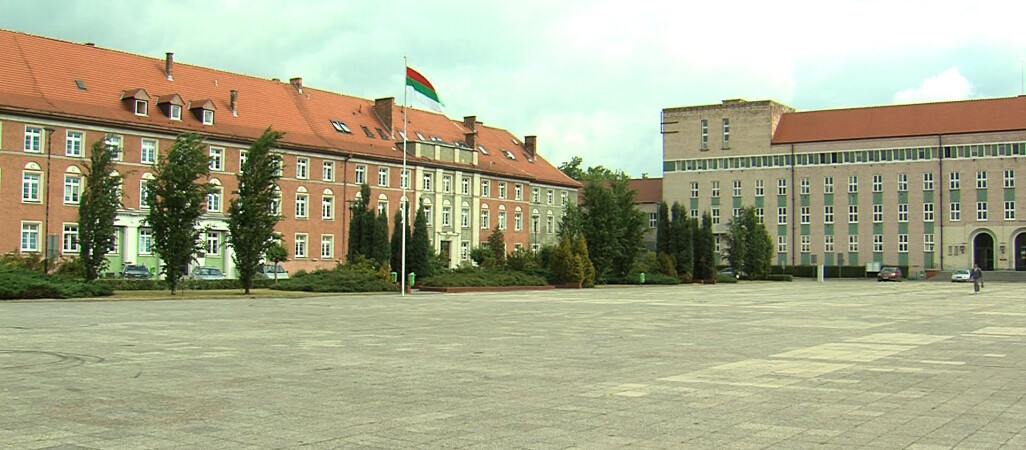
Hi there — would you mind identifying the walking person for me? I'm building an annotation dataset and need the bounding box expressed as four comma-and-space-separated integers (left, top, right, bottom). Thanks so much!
971, 263, 982, 294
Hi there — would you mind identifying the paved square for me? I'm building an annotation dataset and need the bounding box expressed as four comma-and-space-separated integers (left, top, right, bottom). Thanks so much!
2, 280, 1025, 449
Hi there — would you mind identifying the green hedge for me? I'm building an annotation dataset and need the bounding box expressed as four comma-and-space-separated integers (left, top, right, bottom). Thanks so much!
420, 269, 548, 287
0, 269, 113, 300
96, 278, 277, 291
270, 268, 398, 293
716, 274, 739, 284
763, 274, 793, 282
770, 265, 907, 279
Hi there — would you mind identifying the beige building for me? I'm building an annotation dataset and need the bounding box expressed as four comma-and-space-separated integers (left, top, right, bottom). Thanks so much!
663, 97, 1026, 273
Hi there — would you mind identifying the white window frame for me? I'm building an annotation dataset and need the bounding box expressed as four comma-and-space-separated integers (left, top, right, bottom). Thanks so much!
777, 178, 787, 196
462, 177, 471, 195
355, 165, 367, 184
64, 174, 81, 204
898, 234, 909, 253
202, 109, 215, 125
755, 180, 764, 197
209, 147, 224, 171
873, 234, 883, 253
423, 173, 433, 191
515, 184, 523, 200
140, 180, 150, 209
461, 208, 470, 228
800, 235, 810, 253
848, 176, 858, 194
711, 181, 720, 198
1004, 169, 1015, 188
897, 173, 908, 192
443, 176, 453, 193
873, 204, 883, 223
321, 235, 334, 259
323, 161, 334, 181
294, 233, 308, 258
777, 207, 787, 225
898, 203, 909, 222
296, 193, 309, 218
66, 130, 84, 157
480, 209, 490, 229
690, 182, 700, 198
498, 182, 506, 199
824, 235, 834, 253
923, 172, 934, 191
824, 205, 834, 224
1005, 201, 1016, 220
711, 208, 720, 224
498, 211, 507, 230
872, 174, 883, 193
24, 126, 42, 153
777, 235, 787, 253
62, 223, 80, 253
732, 180, 742, 197
206, 231, 221, 256
799, 177, 810, 195
22, 171, 41, 203
141, 138, 158, 164
442, 206, 452, 227
296, 157, 309, 179
207, 187, 222, 212
169, 104, 182, 121
848, 235, 858, 253
950, 202, 961, 221
976, 201, 988, 221
378, 167, 389, 186
949, 171, 960, 190
924, 234, 934, 252
976, 170, 988, 189
322, 196, 334, 220
848, 205, 858, 223
138, 228, 153, 255
400, 169, 410, 189
923, 203, 935, 222
135, 99, 148, 116
824, 176, 834, 194
547, 189, 553, 205
800, 206, 810, 224
105, 135, 123, 161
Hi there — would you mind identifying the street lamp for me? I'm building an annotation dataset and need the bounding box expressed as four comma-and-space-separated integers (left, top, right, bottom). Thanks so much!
43, 127, 56, 274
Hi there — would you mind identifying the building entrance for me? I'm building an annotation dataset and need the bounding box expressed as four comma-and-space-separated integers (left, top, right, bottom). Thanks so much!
974, 233, 995, 271
1016, 233, 1026, 271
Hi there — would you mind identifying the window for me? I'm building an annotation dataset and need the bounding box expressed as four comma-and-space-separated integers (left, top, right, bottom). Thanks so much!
202, 109, 215, 125
700, 119, 708, 149
515, 212, 523, 231
205, 232, 221, 256
239, 150, 248, 170
480, 209, 489, 229
1005, 201, 1016, 220
923, 203, 934, 222
977, 201, 988, 221
872, 174, 882, 193
24, 126, 42, 152
169, 104, 182, 121
691, 209, 700, 219
800, 235, 810, 253
321, 235, 334, 259
22, 172, 41, 202
104, 135, 123, 160
294, 234, 308, 258
209, 147, 224, 171
498, 210, 507, 230
898, 203, 908, 222
515, 184, 522, 200
824, 235, 835, 253
824, 206, 834, 224
498, 182, 506, 199
873, 234, 884, 253
322, 196, 334, 220
949, 171, 961, 190
800, 177, 810, 195
423, 173, 433, 191
481, 180, 490, 197
711, 181, 720, 198
62, 224, 79, 253
649, 213, 658, 228
755, 180, 764, 197
547, 190, 553, 205
296, 193, 308, 218
442, 207, 452, 227
443, 176, 452, 193
976, 170, 987, 189
532, 188, 540, 203
950, 202, 961, 221
461, 242, 470, 261
897, 173, 908, 192
824, 176, 834, 194
140, 180, 150, 208
848, 235, 859, 253
377, 201, 388, 217
424, 206, 432, 223
754, 207, 763, 224
690, 182, 699, 198
732, 180, 742, 197
461, 208, 470, 228
873, 204, 883, 223
207, 187, 222, 212
546, 215, 554, 233
295, 158, 308, 179
777, 178, 787, 195
60, 174, 81, 204
321, 161, 334, 181
722, 118, 730, 148
923, 172, 934, 191
378, 167, 389, 186
1004, 169, 1015, 188
711, 208, 720, 224
561, 192, 569, 207
531, 215, 539, 233
777, 235, 787, 253
777, 207, 787, 224
924, 234, 934, 252
270, 187, 282, 216
848, 176, 858, 193
138, 229, 153, 254
141, 139, 157, 164
135, 99, 148, 116
848, 205, 858, 223
462, 178, 471, 195
400, 169, 410, 189
898, 234, 909, 253
355, 165, 367, 184
66, 131, 83, 157
800, 206, 810, 224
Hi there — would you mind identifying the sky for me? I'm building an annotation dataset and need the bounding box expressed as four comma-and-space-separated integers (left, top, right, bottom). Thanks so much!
3, 0, 1026, 178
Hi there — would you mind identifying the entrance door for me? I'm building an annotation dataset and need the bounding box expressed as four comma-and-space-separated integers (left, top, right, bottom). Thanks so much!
1016, 233, 1026, 271
439, 240, 451, 268
974, 233, 995, 271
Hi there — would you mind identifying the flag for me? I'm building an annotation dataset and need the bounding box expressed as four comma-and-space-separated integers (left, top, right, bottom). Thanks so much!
406, 66, 444, 112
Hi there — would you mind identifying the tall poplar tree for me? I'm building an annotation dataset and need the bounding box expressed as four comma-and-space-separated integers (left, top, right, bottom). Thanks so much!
227, 127, 284, 294
408, 202, 431, 278
146, 132, 213, 295
78, 136, 122, 281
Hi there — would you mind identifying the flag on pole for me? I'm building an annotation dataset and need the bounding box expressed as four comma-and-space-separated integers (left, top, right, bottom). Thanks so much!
406, 66, 444, 112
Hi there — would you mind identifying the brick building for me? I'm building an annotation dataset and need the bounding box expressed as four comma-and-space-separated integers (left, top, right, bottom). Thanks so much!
0, 29, 579, 277
663, 97, 1026, 273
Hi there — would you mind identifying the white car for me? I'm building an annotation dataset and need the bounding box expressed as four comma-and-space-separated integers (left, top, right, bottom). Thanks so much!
256, 264, 289, 280
951, 269, 972, 282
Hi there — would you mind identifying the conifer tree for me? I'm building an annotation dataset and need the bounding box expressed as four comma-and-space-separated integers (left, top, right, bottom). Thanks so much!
78, 136, 122, 281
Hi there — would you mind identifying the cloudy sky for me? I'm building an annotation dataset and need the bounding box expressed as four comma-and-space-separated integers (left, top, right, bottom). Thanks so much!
3, 0, 1026, 177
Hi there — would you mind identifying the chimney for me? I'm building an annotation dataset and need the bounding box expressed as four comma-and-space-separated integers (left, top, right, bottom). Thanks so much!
465, 132, 476, 151
165, 52, 173, 81
463, 115, 476, 130
373, 97, 394, 134
230, 90, 238, 117
289, 77, 303, 93
524, 135, 537, 160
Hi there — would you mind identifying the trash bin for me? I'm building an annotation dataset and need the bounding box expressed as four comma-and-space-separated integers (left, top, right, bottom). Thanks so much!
391, 271, 398, 283
639, 272, 646, 284
408, 272, 416, 287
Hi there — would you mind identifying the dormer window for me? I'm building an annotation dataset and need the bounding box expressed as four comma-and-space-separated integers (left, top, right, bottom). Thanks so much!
158, 93, 185, 121
169, 104, 182, 121
134, 100, 148, 116
189, 98, 216, 126
203, 109, 215, 125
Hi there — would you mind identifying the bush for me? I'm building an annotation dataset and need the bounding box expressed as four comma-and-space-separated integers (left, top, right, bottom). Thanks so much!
420, 268, 547, 287
0, 268, 113, 300
716, 274, 739, 284
764, 274, 793, 281
271, 266, 398, 293
96, 278, 277, 291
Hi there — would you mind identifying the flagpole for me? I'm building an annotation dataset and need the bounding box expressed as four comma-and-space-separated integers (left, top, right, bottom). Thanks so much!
401, 54, 408, 297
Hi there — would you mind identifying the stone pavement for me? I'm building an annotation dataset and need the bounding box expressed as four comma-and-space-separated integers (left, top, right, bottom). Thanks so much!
1, 280, 1024, 449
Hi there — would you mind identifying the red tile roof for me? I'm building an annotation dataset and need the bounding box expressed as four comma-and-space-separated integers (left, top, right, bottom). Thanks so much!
627, 178, 662, 204
773, 96, 1026, 144
0, 29, 579, 188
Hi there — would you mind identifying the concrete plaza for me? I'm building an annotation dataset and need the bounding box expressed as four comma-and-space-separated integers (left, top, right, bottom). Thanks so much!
2, 280, 1024, 449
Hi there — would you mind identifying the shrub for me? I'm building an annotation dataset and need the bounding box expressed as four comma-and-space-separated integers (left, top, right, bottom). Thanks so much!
271, 266, 398, 293
96, 278, 278, 291
716, 274, 739, 284
0, 268, 113, 300
420, 268, 547, 287
764, 274, 793, 281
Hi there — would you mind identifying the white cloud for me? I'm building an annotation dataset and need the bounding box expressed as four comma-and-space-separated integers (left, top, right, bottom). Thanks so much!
893, 67, 974, 104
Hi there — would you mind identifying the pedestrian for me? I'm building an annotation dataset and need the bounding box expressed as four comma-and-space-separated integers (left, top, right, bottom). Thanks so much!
971, 263, 982, 294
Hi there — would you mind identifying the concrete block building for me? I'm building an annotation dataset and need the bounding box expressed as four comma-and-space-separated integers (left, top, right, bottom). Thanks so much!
663, 97, 1026, 273
0, 29, 579, 277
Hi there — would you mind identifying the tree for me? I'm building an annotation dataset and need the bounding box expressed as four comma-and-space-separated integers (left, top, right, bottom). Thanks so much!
264, 241, 289, 283
557, 203, 584, 241
579, 177, 645, 282
390, 207, 411, 280
372, 209, 390, 264
408, 202, 431, 278
670, 203, 694, 279
724, 206, 772, 279
487, 226, 506, 268
655, 201, 671, 256
558, 156, 586, 181
346, 184, 371, 262
78, 136, 122, 281
227, 127, 284, 294
693, 214, 716, 280
146, 132, 214, 295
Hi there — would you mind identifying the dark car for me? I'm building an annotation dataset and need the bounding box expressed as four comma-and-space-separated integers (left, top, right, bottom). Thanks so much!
877, 266, 903, 282
122, 264, 151, 279
718, 267, 742, 279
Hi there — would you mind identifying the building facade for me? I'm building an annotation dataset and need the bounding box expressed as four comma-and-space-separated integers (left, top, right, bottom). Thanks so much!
663, 97, 1026, 272
0, 29, 579, 277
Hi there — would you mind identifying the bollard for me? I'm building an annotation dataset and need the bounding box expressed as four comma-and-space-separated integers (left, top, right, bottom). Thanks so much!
640, 272, 646, 284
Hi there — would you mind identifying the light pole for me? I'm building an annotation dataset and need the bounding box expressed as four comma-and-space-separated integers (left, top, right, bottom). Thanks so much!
43, 127, 56, 274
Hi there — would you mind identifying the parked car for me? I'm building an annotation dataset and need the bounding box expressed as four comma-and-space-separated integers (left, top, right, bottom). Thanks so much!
718, 267, 742, 279
951, 269, 972, 282
877, 266, 903, 282
122, 264, 152, 279
255, 264, 289, 280
189, 266, 225, 280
